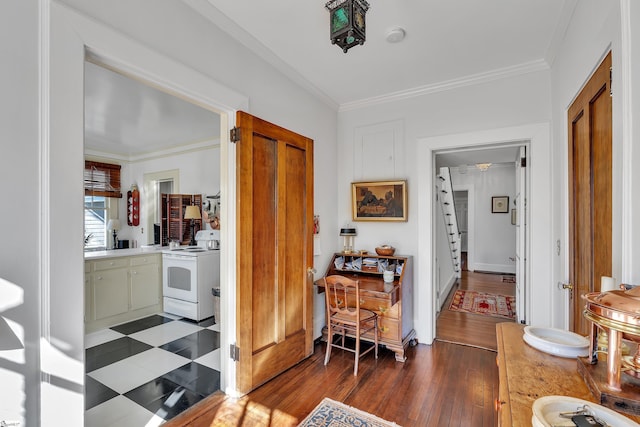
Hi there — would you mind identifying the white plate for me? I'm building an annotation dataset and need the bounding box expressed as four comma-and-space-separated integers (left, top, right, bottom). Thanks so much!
523, 326, 589, 358
532, 395, 639, 426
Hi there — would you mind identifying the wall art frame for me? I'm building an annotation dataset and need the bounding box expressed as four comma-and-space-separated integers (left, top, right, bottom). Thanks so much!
492, 196, 509, 213
352, 180, 407, 221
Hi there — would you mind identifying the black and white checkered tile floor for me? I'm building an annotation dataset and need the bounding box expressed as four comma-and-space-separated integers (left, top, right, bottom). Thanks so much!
84, 314, 221, 426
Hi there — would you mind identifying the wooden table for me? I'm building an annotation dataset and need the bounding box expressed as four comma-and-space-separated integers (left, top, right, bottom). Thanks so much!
496, 323, 640, 425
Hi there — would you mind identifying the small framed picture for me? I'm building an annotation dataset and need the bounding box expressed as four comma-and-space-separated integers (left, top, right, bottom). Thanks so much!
492, 196, 509, 213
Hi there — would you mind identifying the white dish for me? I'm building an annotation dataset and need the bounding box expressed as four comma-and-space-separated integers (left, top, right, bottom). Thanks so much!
523, 326, 589, 358
532, 395, 639, 426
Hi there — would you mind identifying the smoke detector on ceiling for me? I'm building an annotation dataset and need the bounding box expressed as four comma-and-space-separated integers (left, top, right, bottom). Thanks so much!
385, 27, 406, 43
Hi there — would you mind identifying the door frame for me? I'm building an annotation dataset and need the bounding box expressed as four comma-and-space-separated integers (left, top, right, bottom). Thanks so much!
49, 6, 249, 422
417, 124, 550, 344
451, 185, 474, 272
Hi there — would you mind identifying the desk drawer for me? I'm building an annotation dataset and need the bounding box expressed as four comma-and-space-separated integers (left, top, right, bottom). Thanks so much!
363, 317, 401, 342
359, 296, 399, 320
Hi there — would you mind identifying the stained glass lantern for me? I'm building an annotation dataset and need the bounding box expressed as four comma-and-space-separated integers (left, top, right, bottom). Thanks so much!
325, 0, 370, 53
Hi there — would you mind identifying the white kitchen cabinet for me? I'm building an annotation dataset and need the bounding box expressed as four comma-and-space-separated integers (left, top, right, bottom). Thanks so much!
84, 253, 162, 333
85, 272, 93, 322
93, 267, 129, 319
130, 262, 161, 310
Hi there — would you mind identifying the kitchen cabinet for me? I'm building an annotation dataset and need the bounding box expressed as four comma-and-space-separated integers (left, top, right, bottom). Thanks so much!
160, 193, 203, 246
85, 272, 92, 322
84, 253, 162, 333
93, 267, 129, 319
315, 252, 416, 362
130, 256, 161, 310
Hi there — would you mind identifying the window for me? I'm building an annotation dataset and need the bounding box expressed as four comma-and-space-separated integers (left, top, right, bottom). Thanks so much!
84, 160, 122, 198
84, 160, 121, 250
84, 195, 107, 250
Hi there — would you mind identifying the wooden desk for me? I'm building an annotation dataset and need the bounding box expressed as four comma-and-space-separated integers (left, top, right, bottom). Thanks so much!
315, 253, 415, 362
496, 323, 640, 425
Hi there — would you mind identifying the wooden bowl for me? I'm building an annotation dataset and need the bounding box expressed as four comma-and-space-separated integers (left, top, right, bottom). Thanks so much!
375, 246, 395, 256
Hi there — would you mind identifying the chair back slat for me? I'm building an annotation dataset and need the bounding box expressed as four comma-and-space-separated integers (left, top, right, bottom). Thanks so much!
324, 275, 360, 320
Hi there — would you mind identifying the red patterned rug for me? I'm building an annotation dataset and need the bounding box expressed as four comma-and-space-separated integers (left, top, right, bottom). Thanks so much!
448, 290, 516, 319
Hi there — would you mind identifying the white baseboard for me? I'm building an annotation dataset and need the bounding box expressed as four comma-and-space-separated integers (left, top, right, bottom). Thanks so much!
438, 272, 458, 311
473, 263, 516, 274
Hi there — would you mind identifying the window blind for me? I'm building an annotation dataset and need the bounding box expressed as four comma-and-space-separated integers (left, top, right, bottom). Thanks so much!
84, 160, 123, 198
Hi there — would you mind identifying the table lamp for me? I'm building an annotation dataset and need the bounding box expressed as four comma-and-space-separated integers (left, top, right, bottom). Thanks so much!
184, 205, 201, 246
339, 227, 357, 254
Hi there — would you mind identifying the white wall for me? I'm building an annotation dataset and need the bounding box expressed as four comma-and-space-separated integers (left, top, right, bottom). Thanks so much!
626, 1, 640, 285
450, 165, 516, 274
1, 0, 338, 424
338, 70, 551, 344
114, 144, 222, 246
0, 1, 40, 426
61, 0, 338, 343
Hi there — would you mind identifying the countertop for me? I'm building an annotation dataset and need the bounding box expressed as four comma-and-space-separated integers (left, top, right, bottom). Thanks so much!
84, 246, 162, 260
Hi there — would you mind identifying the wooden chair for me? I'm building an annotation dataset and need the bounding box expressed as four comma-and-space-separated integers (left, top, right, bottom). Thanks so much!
323, 275, 378, 375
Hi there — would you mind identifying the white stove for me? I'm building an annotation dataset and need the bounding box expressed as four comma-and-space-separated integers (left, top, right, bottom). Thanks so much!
162, 230, 220, 321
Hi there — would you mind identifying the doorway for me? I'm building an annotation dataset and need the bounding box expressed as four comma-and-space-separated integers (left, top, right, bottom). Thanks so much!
49, 9, 250, 422
453, 190, 468, 270
434, 143, 527, 347
83, 60, 227, 422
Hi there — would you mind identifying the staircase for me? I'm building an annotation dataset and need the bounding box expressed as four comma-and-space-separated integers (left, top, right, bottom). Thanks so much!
438, 167, 461, 276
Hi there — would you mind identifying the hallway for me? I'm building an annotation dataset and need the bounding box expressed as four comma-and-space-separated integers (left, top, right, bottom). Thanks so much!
436, 269, 516, 351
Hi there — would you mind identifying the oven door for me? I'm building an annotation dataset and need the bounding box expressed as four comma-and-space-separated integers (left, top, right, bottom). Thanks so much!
162, 254, 198, 302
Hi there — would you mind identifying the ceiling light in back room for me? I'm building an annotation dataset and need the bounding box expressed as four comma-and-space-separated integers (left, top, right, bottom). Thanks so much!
385, 27, 406, 43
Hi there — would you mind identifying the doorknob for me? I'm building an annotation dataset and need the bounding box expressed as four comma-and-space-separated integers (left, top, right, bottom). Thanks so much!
307, 267, 317, 275
557, 281, 573, 290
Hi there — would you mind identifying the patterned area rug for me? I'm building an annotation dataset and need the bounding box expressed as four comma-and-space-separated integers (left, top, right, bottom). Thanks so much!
448, 290, 516, 319
298, 398, 401, 427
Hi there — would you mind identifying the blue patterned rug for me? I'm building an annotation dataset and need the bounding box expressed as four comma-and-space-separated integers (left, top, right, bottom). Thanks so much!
298, 397, 401, 427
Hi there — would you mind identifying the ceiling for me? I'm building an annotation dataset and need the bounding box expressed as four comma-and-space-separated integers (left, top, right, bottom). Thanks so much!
84, 61, 220, 158
84, 0, 573, 160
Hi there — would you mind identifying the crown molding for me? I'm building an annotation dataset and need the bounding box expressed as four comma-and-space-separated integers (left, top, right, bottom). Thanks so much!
182, 0, 339, 111
85, 138, 220, 163
339, 59, 550, 112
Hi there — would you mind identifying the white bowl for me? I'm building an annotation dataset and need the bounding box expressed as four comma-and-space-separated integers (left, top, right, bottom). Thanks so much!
532, 395, 639, 426
523, 326, 589, 358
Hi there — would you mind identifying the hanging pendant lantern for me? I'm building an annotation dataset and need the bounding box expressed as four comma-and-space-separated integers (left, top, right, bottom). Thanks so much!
325, 0, 370, 53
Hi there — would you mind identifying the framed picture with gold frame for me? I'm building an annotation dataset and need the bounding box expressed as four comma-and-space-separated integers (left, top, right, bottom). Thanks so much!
352, 180, 407, 221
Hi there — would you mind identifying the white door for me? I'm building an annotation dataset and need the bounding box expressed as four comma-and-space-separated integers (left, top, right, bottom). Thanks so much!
515, 146, 528, 324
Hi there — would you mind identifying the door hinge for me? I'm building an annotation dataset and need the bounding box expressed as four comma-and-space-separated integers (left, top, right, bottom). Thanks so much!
230, 127, 240, 143
610, 66, 613, 97
230, 343, 240, 361
520, 157, 527, 167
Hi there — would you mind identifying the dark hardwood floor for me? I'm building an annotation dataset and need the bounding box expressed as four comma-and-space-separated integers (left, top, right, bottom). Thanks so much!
166, 268, 509, 426
436, 269, 517, 351
166, 340, 498, 427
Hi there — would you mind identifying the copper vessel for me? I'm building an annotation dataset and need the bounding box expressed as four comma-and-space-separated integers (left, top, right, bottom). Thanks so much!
583, 286, 640, 391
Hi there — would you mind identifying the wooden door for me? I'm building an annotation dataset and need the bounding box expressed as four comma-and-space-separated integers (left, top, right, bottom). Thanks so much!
235, 111, 314, 393
568, 52, 612, 336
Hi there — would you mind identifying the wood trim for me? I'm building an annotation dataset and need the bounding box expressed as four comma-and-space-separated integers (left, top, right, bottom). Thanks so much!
567, 51, 612, 335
